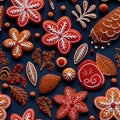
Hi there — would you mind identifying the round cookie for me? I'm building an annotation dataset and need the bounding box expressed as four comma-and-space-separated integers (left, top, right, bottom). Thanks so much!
62, 68, 76, 81
78, 59, 105, 90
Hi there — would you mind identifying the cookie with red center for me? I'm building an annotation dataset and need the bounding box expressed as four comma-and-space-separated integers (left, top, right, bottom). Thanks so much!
94, 87, 120, 120
6, 0, 44, 27
56, 57, 68, 68
42, 16, 82, 55
78, 59, 105, 90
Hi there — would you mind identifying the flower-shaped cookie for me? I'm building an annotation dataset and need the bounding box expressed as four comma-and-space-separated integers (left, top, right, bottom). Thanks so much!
0, 93, 11, 120
3, 28, 34, 59
53, 86, 88, 120
6, 0, 44, 27
10, 108, 42, 120
42, 16, 82, 55
94, 87, 120, 120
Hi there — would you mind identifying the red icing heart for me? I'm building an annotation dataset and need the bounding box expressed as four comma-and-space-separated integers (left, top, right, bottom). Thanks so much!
78, 59, 105, 90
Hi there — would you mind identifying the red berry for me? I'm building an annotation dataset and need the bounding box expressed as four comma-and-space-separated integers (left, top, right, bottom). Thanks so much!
10, 80, 14, 85
111, 103, 116, 108
58, 59, 65, 65
12, 69, 16, 73
99, 4, 108, 13
6, 79, 11, 83
90, 49, 94, 54
15, 78, 21, 84
16, 64, 21, 68
22, 78, 26, 81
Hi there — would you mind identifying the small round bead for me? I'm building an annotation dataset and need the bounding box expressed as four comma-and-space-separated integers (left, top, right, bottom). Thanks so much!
56, 57, 68, 68
70, 0, 78, 4
22, 78, 26, 81
6, 79, 11, 83
60, 5, 66, 12
111, 78, 117, 84
4, 22, 10, 28
15, 78, 21, 84
2, 83, 9, 89
89, 115, 95, 120
90, 49, 94, 54
62, 68, 76, 82
99, 4, 108, 13
10, 80, 14, 85
48, 12, 54, 18
30, 91, 36, 98
35, 33, 40, 38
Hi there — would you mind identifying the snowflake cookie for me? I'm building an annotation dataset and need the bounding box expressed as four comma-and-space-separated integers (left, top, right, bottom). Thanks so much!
53, 86, 89, 120
42, 16, 82, 55
3, 28, 34, 59
0, 92, 11, 120
94, 87, 120, 120
10, 108, 42, 120
6, 0, 44, 27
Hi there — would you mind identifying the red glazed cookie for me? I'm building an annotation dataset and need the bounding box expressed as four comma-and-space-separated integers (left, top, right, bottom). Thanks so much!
94, 87, 120, 120
10, 108, 41, 120
78, 59, 105, 90
90, 7, 120, 49
53, 86, 88, 120
6, 0, 44, 27
42, 16, 82, 55
0, 93, 11, 120
3, 28, 34, 59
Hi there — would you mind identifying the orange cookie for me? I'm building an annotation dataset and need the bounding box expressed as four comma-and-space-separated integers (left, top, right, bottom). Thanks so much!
96, 53, 117, 76
94, 87, 120, 120
3, 28, 34, 59
90, 7, 120, 49
0, 93, 11, 120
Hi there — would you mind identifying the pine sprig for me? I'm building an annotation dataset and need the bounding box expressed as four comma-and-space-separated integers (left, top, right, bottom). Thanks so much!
9, 85, 28, 106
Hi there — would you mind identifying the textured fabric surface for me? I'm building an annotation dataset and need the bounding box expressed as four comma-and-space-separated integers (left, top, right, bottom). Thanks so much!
0, 0, 120, 120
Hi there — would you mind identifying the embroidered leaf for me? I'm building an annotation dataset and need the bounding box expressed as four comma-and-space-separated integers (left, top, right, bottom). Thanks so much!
83, 0, 88, 12
37, 96, 52, 118
96, 53, 117, 76
74, 43, 88, 64
26, 61, 37, 86
72, 1, 97, 28
9, 85, 28, 106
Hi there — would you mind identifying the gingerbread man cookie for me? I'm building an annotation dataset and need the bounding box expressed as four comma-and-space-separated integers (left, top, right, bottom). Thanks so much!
3, 28, 34, 59
6, 0, 44, 27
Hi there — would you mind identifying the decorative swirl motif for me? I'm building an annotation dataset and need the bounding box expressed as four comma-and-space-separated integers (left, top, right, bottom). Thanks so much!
0, 67, 10, 81
83, 74, 102, 88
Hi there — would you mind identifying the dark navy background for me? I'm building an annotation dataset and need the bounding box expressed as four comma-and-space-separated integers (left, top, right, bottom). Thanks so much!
0, 0, 120, 119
